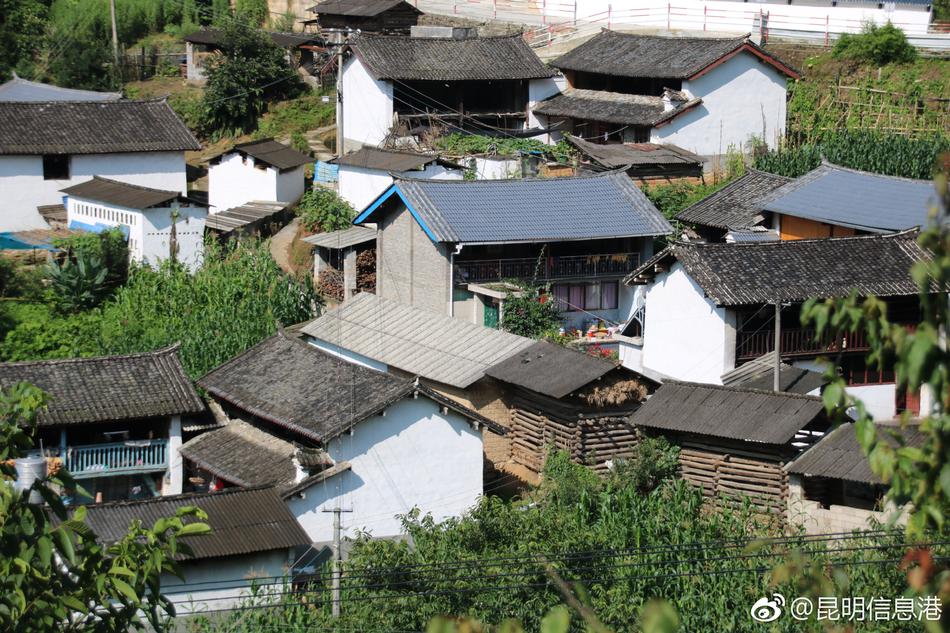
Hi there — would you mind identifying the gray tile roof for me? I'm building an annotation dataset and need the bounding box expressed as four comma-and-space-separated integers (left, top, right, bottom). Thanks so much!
675, 170, 792, 230
484, 340, 617, 398
361, 171, 671, 243
566, 136, 701, 169
0, 345, 204, 427
214, 139, 311, 171
721, 352, 826, 395
179, 419, 298, 488
0, 100, 200, 155
761, 163, 938, 233
309, 0, 418, 16
331, 147, 460, 172
304, 226, 377, 249
0, 74, 120, 102
628, 230, 929, 306
199, 331, 413, 443
725, 228, 780, 243
631, 380, 825, 445
79, 487, 309, 560
61, 177, 186, 210
787, 423, 927, 483
535, 89, 666, 126
301, 293, 535, 388
349, 33, 554, 81
552, 30, 797, 79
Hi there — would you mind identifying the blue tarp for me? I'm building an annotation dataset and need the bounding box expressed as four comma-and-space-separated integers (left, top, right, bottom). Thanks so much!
0, 232, 59, 251
67, 220, 130, 239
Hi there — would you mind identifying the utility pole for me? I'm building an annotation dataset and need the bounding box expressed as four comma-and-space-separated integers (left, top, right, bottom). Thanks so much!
323, 506, 352, 617
335, 32, 346, 158
773, 301, 781, 391
109, 0, 120, 73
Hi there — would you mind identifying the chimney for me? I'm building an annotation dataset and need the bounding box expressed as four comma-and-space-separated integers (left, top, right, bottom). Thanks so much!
410, 25, 477, 39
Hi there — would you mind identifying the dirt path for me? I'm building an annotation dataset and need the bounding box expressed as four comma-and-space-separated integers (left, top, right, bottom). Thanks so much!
269, 218, 300, 275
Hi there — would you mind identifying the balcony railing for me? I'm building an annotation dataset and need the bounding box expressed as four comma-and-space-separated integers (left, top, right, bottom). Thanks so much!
53, 440, 169, 479
455, 253, 640, 284
736, 328, 870, 361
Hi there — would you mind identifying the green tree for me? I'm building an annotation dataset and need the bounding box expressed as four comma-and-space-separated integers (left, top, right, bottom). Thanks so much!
211, 0, 231, 26
234, 0, 268, 26
833, 22, 917, 66
296, 187, 355, 233
0, 382, 210, 632
199, 18, 305, 138
0, 0, 49, 80
501, 286, 563, 338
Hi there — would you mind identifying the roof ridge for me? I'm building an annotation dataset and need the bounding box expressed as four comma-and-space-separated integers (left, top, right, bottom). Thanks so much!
663, 379, 823, 401
84, 483, 278, 509
816, 159, 934, 184
393, 169, 626, 185
0, 343, 184, 368
676, 227, 920, 249
356, 33, 526, 41
601, 29, 750, 42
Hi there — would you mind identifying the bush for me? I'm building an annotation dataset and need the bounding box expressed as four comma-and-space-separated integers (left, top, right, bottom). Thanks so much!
296, 188, 355, 233
833, 22, 917, 66
52, 228, 129, 290
606, 435, 680, 494
45, 253, 110, 314
501, 287, 562, 338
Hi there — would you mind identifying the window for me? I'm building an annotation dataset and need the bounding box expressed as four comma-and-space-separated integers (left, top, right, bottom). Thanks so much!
551, 282, 620, 312
839, 356, 894, 386
42, 155, 69, 180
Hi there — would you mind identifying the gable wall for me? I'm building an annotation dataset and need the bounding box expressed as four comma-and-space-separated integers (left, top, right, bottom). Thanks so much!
208, 153, 281, 213
341, 55, 394, 152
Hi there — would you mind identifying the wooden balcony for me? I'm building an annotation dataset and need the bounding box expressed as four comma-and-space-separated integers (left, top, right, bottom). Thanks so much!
56, 440, 169, 479
736, 328, 871, 361
455, 253, 640, 284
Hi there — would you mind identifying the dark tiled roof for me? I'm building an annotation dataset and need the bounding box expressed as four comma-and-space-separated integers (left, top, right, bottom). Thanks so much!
566, 135, 701, 169
331, 147, 459, 172
631, 380, 825, 444
184, 29, 320, 48
61, 177, 185, 210
357, 171, 671, 243
726, 228, 780, 243
675, 170, 791, 230
179, 419, 297, 488
552, 31, 797, 80
485, 341, 617, 399
721, 352, 826, 395
79, 487, 309, 560
787, 423, 927, 483
309, 0, 420, 16
219, 139, 312, 171
628, 231, 928, 306
761, 163, 937, 233
533, 89, 700, 127
0, 346, 204, 427
0, 100, 200, 155
37, 204, 67, 223
199, 331, 416, 443
349, 34, 554, 81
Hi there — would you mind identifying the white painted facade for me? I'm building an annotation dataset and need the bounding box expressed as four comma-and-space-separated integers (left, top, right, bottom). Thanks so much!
286, 397, 484, 542
338, 162, 463, 212
340, 56, 395, 153
0, 151, 187, 233
650, 52, 789, 155
65, 195, 207, 271
527, 75, 567, 130
208, 152, 306, 214
164, 416, 183, 496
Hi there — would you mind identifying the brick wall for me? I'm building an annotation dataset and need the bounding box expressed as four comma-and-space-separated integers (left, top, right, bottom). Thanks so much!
377, 206, 450, 315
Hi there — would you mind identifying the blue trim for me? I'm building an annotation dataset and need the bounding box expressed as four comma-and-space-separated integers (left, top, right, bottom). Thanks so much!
353, 184, 440, 243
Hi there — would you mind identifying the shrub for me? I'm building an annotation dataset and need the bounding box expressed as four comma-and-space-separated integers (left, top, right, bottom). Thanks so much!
296, 188, 355, 233
45, 253, 110, 314
501, 287, 562, 338
606, 435, 680, 494
833, 22, 917, 66
52, 228, 129, 290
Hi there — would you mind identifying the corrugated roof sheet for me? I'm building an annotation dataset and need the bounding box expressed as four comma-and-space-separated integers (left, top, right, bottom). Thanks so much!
179, 419, 298, 488
0, 75, 120, 102
629, 230, 928, 306
0, 345, 204, 427
205, 201, 288, 232
675, 169, 791, 230
761, 163, 937, 233
199, 330, 415, 442
0, 100, 200, 155
552, 30, 797, 79
80, 487, 309, 560
787, 423, 927, 483
359, 171, 671, 243
303, 226, 377, 249
631, 380, 825, 444
566, 136, 701, 169
721, 352, 826, 395
484, 340, 617, 398
61, 176, 184, 210
301, 293, 535, 388
309, 0, 419, 16
331, 147, 457, 172
218, 139, 312, 171
350, 33, 554, 81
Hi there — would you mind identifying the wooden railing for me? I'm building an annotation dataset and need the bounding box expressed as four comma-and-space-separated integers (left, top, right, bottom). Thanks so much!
64, 440, 169, 479
455, 253, 640, 284
736, 328, 870, 361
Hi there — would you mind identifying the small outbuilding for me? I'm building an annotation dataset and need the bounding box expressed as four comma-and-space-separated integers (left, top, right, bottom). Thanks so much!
303, 0, 423, 34
208, 139, 311, 215
566, 134, 703, 183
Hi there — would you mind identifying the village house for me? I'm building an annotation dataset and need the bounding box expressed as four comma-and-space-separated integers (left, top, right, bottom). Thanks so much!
207, 138, 311, 214
0, 73, 120, 102
0, 99, 199, 233
79, 486, 309, 614
184, 29, 323, 82
565, 134, 704, 184
351, 171, 672, 331
302, 0, 423, 34
630, 380, 830, 513
677, 162, 938, 241
533, 31, 799, 158
61, 177, 207, 270
331, 146, 464, 211
338, 31, 559, 152
185, 330, 502, 543
786, 422, 920, 534
0, 346, 205, 503
620, 231, 934, 420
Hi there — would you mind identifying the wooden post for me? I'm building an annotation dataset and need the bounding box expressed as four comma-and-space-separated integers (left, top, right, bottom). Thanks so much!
667, 2, 671, 30
773, 302, 781, 391
109, 0, 120, 80
608, 4, 613, 30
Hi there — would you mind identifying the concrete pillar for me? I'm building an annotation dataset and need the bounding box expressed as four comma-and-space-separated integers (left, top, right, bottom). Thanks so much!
165, 415, 183, 496
314, 246, 329, 284
342, 247, 357, 301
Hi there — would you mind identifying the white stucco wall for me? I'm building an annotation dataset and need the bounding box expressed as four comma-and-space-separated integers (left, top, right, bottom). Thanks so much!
338, 163, 463, 213
286, 397, 484, 543
651, 52, 788, 156
634, 264, 735, 384
341, 56, 395, 152
209, 153, 305, 214
163, 549, 292, 614
527, 76, 567, 132
0, 152, 187, 232
792, 359, 898, 421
